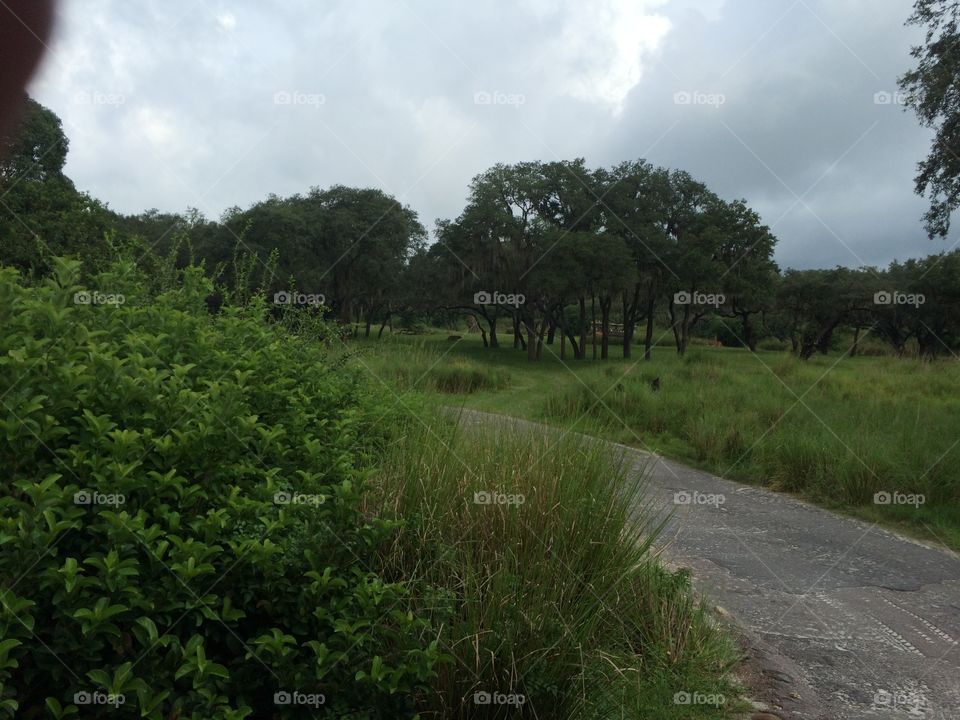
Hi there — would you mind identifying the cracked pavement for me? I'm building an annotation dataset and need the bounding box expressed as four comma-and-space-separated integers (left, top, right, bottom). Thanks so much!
455, 408, 960, 719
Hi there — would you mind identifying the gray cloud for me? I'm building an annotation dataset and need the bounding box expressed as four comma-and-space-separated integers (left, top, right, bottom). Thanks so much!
28, 0, 948, 269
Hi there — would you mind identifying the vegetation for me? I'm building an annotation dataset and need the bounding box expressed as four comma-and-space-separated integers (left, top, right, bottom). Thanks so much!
2, 67, 958, 714
358, 333, 960, 551
6, 98, 960, 363
0, 98, 747, 719
0, 255, 450, 718
369, 416, 739, 719
900, 0, 960, 238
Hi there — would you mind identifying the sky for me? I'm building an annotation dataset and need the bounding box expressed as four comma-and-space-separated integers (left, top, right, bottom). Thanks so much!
26, 0, 953, 270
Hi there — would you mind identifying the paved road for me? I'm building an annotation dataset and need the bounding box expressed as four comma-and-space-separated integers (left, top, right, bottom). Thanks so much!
454, 409, 960, 720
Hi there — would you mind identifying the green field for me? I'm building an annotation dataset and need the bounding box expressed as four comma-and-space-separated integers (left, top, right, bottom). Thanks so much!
354, 330, 960, 551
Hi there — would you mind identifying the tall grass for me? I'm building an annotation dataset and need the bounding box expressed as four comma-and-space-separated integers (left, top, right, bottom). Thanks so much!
366, 413, 740, 719
364, 339, 511, 394
542, 354, 960, 548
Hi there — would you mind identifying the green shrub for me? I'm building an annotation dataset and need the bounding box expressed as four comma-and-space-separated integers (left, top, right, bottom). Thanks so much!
0, 259, 442, 719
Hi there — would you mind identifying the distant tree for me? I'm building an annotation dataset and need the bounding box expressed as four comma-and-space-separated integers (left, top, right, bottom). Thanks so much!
658, 174, 725, 356
879, 251, 960, 357
0, 97, 113, 275
900, 0, 960, 237
713, 199, 779, 351
201, 187, 424, 324
777, 267, 873, 359
0, 96, 68, 181
601, 160, 670, 360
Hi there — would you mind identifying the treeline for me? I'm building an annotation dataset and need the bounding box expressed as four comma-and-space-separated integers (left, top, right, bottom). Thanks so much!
4, 98, 959, 360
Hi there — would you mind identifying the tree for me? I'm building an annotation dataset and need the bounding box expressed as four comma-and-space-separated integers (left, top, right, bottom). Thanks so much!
777, 267, 873, 359
198, 187, 424, 325
0, 97, 114, 275
900, 0, 960, 237
658, 174, 725, 356
601, 160, 670, 360
713, 199, 779, 351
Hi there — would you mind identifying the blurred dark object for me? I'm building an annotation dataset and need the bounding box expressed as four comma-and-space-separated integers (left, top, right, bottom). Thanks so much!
0, 0, 55, 142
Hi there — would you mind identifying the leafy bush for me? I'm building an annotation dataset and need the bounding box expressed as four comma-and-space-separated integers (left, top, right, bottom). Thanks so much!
0, 259, 443, 719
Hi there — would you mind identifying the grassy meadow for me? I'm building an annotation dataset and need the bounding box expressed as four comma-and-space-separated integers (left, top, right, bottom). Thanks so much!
354, 330, 960, 551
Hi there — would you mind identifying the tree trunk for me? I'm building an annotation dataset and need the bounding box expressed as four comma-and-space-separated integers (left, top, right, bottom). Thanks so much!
643, 278, 657, 361
678, 309, 691, 357
740, 312, 756, 352
600, 296, 611, 360
816, 328, 832, 355
591, 294, 597, 360
535, 320, 548, 360
525, 318, 538, 361
850, 326, 860, 357
670, 303, 681, 355
578, 296, 588, 360
476, 315, 489, 348
622, 283, 641, 360
488, 315, 499, 348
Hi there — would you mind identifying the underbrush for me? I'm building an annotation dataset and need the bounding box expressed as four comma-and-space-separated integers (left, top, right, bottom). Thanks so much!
367, 415, 741, 719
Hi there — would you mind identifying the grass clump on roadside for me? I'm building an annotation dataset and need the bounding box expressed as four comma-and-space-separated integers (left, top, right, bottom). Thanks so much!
366, 413, 741, 719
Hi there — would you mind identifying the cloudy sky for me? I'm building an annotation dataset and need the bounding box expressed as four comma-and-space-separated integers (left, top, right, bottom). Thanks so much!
27, 0, 950, 270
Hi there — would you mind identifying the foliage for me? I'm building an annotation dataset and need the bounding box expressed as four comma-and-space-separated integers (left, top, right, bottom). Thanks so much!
900, 0, 960, 237
0, 98, 115, 277
0, 257, 443, 718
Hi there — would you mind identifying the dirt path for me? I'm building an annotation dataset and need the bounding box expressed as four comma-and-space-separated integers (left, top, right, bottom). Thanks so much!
453, 408, 960, 720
